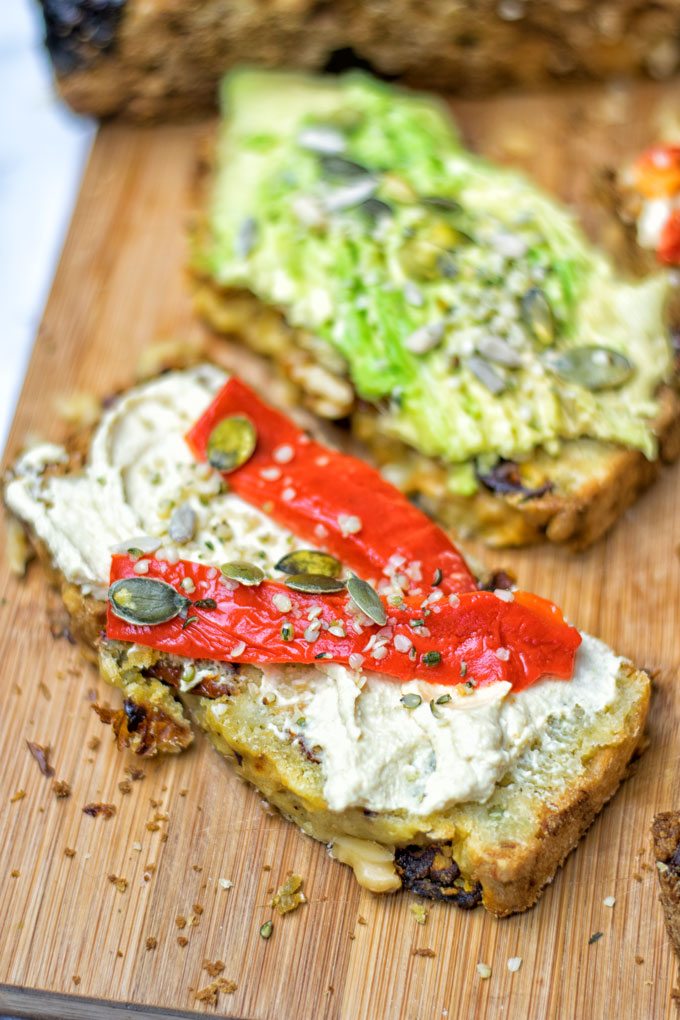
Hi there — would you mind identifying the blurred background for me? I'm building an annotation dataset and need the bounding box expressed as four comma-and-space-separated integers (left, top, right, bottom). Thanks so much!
0, 2, 94, 448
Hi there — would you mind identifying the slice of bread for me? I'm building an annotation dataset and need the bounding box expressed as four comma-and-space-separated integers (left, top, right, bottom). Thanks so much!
192, 281, 680, 549
652, 811, 680, 957
98, 639, 649, 916
38, 0, 680, 121
3, 366, 651, 914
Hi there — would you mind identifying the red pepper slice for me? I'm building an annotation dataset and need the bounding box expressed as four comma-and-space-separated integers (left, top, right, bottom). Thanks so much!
659, 208, 680, 266
633, 144, 680, 199
107, 555, 581, 692
185, 378, 476, 596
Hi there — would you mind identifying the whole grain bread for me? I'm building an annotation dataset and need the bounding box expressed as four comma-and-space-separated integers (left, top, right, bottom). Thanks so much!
40, 0, 680, 120
652, 811, 680, 957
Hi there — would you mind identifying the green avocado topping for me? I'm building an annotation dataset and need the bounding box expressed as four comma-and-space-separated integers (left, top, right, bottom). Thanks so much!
194, 69, 672, 494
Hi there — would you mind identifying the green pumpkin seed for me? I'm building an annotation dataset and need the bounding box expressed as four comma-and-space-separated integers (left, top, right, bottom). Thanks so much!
521, 288, 554, 347
108, 577, 190, 626
221, 560, 265, 586
400, 693, 422, 709
422, 650, 442, 667
346, 574, 387, 626
436, 693, 452, 705
319, 154, 372, 179
543, 346, 634, 391
284, 573, 347, 594
259, 920, 273, 939
207, 415, 257, 474
358, 197, 393, 223
468, 356, 506, 395
421, 195, 462, 213
275, 549, 342, 578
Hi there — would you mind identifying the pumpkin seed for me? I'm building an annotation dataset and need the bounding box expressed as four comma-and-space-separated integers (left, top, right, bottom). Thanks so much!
358, 197, 393, 223
168, 502, 197, 544
346, 574, 387, 626
543, 346, 634, 391
476, 336, 523, 368
275, 549, 342, 578
108, 576, 190, 626
421, 195, 462, 213
221, 560, 265, 586
422, 650, 442, 667
521, 288, 554, 346
284, 573, 346, 594
297, 125, 346, 155
468, 356, 506, 395
436, 693, 452, 705
207, 415, 257, 473
259, 920, 273, 940
400, 693, 422, 709
319, 154, 372, 179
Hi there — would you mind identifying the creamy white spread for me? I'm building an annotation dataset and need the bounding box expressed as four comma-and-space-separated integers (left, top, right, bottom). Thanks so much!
637, 195, 679, 250
5, 366, 621, 815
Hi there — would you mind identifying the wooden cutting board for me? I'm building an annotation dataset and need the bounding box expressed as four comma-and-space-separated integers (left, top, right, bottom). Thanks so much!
1, 77, 680, 1020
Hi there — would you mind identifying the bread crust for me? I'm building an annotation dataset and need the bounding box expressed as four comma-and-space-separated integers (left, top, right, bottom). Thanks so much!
652, 811, 680, 957
39, 0, 680, 120
192, 280, 680, 550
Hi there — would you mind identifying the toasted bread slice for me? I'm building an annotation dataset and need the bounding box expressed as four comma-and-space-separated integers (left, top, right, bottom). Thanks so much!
193, 282, 680, 549
652, 811, 680, 957
3, 366, 651, 914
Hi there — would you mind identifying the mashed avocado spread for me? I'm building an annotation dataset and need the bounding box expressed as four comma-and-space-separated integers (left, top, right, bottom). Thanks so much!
194, 70, 672, 495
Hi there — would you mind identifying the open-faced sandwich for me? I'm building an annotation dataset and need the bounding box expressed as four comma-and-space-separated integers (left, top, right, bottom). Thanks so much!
191, 70, 679, 550
4, 365, 650, 915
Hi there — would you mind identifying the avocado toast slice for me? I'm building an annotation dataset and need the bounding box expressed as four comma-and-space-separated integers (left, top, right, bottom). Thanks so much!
4, 365, 650, 915
191, 70, 680, 549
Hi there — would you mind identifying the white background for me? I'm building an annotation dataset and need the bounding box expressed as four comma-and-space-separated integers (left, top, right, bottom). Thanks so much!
0, 1, 95, 450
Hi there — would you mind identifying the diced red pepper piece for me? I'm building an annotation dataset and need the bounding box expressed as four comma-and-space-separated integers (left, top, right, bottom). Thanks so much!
107, 555, 581, 692
633, 144, 680, 199
185, 377, 476, 596
658, 209, 680, 266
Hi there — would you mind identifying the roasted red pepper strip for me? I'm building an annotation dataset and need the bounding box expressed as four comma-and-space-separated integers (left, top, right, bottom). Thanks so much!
107, 555, 581, 691
185, 378, 476, 595
659, 209, 680, 266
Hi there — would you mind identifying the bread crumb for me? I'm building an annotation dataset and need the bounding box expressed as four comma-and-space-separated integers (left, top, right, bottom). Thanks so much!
52, 779, 72, 799
192, 903, 204, 915
64, 847, 76, 858
26, 741, 54, 777
118, 780, 132, 795
477, 962, 492, 979
203, 959, 225, 977
10, 869, 20, 878
192, 864, 203, 873
507, 957, 522, 973
177, 936, 189, 947
176, 915, 187, 929
413, 948, 436, 958
108, 874, 128, 893
125, 765, 145, 781
38, 681, 51, 701
145, 937, 158, 951
132, 842, 143, 852
271, 875, 306, 915
635, 955, 645, 965
72, 975, 81, 986
10, 789, 26, 803
356, 914, 367, 926
179, 788, 188, 797
87, 736, 101, 751
410, 903, 428, 925
603, 896, 616, 908
219, 878, 233, 890
194, 977, 237, 1006
83, 802, 116, 819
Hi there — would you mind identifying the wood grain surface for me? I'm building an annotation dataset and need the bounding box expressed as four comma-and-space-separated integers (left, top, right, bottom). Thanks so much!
1, 78, 680, 1020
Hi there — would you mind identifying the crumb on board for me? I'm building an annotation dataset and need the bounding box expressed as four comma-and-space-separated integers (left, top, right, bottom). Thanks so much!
145, 937, 158, 951
192, 864, 203, 873
38, 681, 51, 701
118, 780, 132, 795
356, 915, 367, 926
179, 788, 188, 797
271, 875, 306, 915
203, 959, 225, 977
413, 948, 436, 959
194, 977, 238, 1006
126, 765, 145, 781
10, 869, 20, 879
64, 847, 76, 858
10, 790, 26, 804
410, 903, 428, 925
132, 842, 143, 852
635, 955, 645, 965
26, 741, 54, 777
589, 932, 604, 945
218, 878, 233, 890
476, 962, 492, 979
72, 975, 81, 986
87, 736, 101, 751
83, 802, 116, 819
108, 874, 128, 893
603, 896, 616, 908
193, 903, 204, 915
507, 957, 522, 973
53, 779, 72, 799
176, 915, 187, 929
177, 936, 189, 948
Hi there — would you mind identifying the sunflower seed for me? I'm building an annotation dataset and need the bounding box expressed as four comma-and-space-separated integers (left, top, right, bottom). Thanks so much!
543, 346, 634, 391
324, 178, 377, 212
284, 573, 346, 594
404, 320, 446, 355
235, 216, 258, 259
346, 574, 387, 626
168, 503, 197, 544
319, 154, 372, 179
275, 549, 342, 577
220, 560, 265, 586
297, 125, 346, 154
207, 415, 257, 473
476, 336, 523, 368
521, 288, 554, 346
468, 356, 506, 395
108, 577, 190, 626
